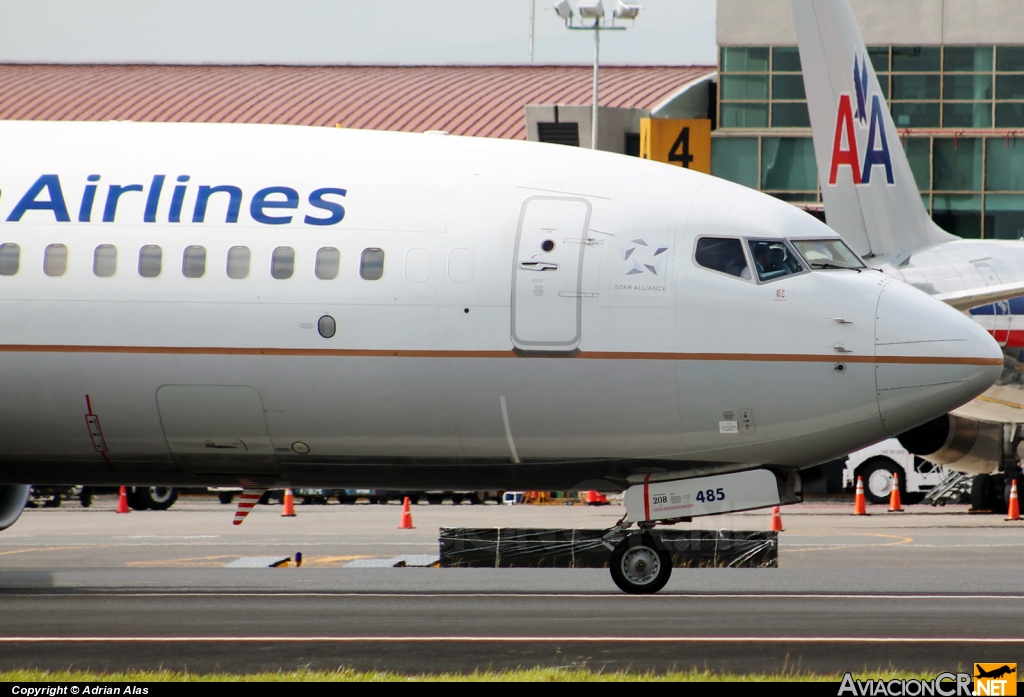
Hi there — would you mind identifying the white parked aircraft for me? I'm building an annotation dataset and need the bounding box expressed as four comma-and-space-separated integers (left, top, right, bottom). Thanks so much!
0, 120, 1001, 592
793, 0, 1024, 505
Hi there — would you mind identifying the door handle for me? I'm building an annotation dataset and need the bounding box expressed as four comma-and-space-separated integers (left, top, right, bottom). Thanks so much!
520, 261, 559, 271
205, 440, 241, 450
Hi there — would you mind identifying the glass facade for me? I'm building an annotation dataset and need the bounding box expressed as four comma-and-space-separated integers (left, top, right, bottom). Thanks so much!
713, 45, 1024, 239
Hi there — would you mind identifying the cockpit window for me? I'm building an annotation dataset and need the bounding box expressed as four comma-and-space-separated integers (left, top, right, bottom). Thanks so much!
791, 239, 865, 271
748, 239, 804, 282
694, 237, 751, 280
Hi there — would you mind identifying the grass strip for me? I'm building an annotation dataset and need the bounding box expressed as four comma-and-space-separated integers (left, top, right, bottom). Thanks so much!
0, 668, 944, 682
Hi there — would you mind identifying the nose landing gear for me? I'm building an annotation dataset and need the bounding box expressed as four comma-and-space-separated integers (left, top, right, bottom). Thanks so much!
609, 532, 672, 594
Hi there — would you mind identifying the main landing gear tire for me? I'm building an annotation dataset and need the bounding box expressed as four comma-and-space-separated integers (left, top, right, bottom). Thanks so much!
972, 473, 1008, 514
218, 492, 234, 505
609, 534, 672, 595
128, 487, 179, 511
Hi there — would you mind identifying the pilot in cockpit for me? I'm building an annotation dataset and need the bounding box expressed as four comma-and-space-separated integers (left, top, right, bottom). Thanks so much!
753, 243, 776, 276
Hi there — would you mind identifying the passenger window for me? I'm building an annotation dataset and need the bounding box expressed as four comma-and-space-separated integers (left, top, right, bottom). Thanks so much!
0, 243, 20, 276
44, 244, 68, 277
405, 248, 430, 283
447, 248, 474, 283
360, 248, 384, 280
315, 247, 340, 280
226, 246, 250, 279
748, 239, 805, 282
272, 246, 294, 280
694, 237, 750, 279
182, 245, 206, 278
93, 244, 117, 277
138, 245, 162, 278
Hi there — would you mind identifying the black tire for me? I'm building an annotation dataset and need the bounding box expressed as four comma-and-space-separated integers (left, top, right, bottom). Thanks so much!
44, 495, 61, 508
426, 495, 443, 505
139, 487, 178, 511
859, 458, 902, 505
451, 495, 464, 505
468, 492, 484, 505
971, 473, 1008, 513
993, 473, 1007, 514
79, 487, 93, 508
126, 487, 149, 511
609, 534, 672, 595
337, 495, 355, 504
218, 492, 234, 505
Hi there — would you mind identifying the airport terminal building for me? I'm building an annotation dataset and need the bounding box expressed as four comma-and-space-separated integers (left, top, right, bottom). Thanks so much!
1, 0, 1020, 240
712, 0, 1024, 239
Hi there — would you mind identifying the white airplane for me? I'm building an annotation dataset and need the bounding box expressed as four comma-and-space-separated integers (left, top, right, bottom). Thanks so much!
793, 0, 1024, 505
0, 119, 1001, 593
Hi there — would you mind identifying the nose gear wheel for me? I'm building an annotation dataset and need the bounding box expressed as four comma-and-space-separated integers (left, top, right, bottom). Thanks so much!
610, 533, 672, 594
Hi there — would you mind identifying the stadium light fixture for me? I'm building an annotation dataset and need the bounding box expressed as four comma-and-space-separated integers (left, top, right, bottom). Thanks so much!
613, 1, 641, 20
576, 0, 604, 20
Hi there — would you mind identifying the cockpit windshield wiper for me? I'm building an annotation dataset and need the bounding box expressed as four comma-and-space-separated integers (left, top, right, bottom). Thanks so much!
810, 262, 861, 272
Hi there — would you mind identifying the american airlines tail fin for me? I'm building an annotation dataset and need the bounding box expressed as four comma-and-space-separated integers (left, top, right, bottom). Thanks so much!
793, 0, 954, 260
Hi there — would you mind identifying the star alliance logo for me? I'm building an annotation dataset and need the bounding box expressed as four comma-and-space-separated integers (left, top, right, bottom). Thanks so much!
619, 237, 668, 276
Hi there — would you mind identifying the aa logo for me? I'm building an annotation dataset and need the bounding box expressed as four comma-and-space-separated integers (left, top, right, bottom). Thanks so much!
975, 663, 1017, 696
828, 53, 894, 186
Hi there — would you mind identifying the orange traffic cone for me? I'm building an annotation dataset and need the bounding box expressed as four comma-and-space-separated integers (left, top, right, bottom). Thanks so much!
116, 486, 130, 514
586, 490, 600, 506
398, 496, 415, 529
888, 472, 904, 512
1007, 480, 1020, 521
769, 506, 783, 532
854, 476, 867, 515
281, 488, 296, 517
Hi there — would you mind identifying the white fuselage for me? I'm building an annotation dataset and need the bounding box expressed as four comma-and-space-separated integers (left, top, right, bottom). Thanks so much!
0, 121, 1001, 490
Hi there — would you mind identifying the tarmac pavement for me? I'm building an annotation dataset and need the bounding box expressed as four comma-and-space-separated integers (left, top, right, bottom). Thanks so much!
1, 495, 1021, 674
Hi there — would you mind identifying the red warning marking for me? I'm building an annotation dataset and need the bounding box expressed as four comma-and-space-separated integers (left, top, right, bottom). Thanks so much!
85, 395, 115, 473
233, 489, 266, 526
643, 473, 652, 522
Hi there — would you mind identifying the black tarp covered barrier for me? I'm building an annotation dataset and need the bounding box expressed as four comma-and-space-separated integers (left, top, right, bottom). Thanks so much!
439, 528, 777, 569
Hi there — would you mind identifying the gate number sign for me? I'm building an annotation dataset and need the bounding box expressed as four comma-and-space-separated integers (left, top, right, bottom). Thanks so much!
639, 118, 711, 174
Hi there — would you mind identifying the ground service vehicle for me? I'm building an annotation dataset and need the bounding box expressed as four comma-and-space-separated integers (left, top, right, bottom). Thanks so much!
843, 439, 946, 504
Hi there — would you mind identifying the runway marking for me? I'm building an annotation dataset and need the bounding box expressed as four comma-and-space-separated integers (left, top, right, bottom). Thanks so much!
125, 555, 237, 568
2, 636, 1024, 644
785, 533, 912, 552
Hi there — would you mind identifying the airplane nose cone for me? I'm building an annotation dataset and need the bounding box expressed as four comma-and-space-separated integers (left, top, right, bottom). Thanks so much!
875, 279, 1003, 436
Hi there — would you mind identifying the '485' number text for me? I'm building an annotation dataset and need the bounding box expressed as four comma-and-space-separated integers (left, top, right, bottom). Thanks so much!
696, 488, 725, 503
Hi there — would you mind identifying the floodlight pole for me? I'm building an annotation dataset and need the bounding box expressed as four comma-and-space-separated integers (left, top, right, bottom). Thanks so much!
562, 10, 630, 151
529, 0, 536, 63
591, 21, 600, 150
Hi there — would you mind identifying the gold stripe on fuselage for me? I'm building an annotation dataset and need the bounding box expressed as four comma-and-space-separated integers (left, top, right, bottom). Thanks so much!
0, 344, 1003, 366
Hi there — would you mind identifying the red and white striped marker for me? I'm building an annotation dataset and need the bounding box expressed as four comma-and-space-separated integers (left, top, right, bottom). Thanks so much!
233, 489, 265, 525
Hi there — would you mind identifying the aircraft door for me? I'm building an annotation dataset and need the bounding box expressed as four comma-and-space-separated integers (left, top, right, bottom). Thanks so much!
511, 196, 592, 351
156, 385, 281, 475
974, 262, 1010, 345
